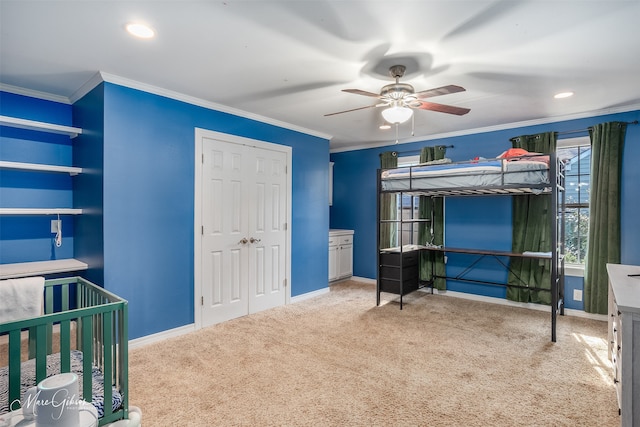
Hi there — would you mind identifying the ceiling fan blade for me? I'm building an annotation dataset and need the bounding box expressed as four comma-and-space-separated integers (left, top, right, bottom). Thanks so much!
324, 103, 383, 117
415, 85, 466, 99
418, 101, 471, 116
342, 89, 381, 98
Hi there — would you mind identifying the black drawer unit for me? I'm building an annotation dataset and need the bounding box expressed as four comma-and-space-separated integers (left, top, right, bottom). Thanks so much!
378, 250, 420, 296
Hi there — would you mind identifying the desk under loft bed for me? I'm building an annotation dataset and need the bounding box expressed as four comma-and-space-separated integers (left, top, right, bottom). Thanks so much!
376, 153, 566, 342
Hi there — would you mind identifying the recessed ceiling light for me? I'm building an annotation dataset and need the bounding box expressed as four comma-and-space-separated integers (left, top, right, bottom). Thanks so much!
126, 23, 155, 39
554, 92, 574, 99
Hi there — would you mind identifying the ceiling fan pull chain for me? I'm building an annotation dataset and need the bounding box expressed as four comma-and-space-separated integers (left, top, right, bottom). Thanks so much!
395, 123, 399, 144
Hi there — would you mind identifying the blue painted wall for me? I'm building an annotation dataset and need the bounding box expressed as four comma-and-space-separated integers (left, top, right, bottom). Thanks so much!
97, 83, 329, 338
1, 85, 330, 339
73, 84, 105, 286
330, 110, 640, 309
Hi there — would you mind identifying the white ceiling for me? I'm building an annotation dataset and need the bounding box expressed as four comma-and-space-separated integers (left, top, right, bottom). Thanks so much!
1, 1, 639, 151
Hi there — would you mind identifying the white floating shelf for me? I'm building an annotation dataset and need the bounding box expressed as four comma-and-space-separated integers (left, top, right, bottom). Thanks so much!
0, 115, 82, 138
0, 160, 82, 175
0, 259, 89, 280
0, 208, 83, 215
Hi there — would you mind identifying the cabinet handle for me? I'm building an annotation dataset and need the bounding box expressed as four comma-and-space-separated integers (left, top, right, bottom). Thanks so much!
613, 378, 619, 384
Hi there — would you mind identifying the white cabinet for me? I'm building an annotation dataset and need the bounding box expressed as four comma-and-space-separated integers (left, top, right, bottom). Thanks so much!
329, 229, 353, 282
607, 263, 640, 427
0, 115, 87, 279
329, 239, 338, 282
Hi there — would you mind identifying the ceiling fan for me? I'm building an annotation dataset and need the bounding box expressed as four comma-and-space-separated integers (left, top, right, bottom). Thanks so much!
325, 65, 470, 123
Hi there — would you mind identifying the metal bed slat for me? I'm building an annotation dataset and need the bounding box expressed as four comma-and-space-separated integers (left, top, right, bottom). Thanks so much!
45, 287, 54, 355
60, 318, 71, 372
81, 314, 93, 404
34, 324, 47, 383
8, 330, 21, 410
119, 301, 129, 421
102, 311, 113, 419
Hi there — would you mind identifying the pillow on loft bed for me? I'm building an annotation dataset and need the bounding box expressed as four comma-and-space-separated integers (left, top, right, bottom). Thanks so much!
0, 350, 122, 418
498, 148, 550, 165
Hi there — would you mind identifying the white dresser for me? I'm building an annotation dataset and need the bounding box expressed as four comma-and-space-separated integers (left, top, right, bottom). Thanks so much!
329, 229, 354, 282
607, 263, 640, 427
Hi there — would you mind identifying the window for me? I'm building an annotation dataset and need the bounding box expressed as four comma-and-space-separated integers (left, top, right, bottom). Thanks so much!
557, 136, 591, 265
398, 155, 420, 245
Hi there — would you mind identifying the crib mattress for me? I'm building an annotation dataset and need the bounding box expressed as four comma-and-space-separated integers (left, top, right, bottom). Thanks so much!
0, 350, 122, 418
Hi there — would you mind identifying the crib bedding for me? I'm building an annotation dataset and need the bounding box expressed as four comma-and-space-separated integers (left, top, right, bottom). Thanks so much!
0, 350, 122, 418
381, 159, 549, 192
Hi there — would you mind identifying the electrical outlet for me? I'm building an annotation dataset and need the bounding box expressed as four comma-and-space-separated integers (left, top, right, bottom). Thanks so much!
573, 289, 583, 302
51, 219, 61, 233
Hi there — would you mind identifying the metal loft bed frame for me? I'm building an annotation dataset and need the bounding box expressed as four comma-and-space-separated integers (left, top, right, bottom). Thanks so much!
376, 154, 566, 342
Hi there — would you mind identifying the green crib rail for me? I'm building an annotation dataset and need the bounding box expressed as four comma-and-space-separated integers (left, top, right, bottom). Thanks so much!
0, 276, 129, 426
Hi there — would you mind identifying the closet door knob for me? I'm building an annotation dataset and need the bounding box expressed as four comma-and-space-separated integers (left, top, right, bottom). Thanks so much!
250, 237, 261, 244
239, 238, 248, 245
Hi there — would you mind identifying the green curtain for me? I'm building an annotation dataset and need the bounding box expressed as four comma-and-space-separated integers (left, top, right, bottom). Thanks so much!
507, 132, 557, 303
418, 146, 447, 290
379, 151, 398, 249
583, 122, 627, 314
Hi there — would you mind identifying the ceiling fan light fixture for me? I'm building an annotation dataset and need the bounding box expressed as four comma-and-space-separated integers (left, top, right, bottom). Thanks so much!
554, 91, 574, 99
381, 105, 413, 124
126, 23, 155, 39
379, 122, 392, 130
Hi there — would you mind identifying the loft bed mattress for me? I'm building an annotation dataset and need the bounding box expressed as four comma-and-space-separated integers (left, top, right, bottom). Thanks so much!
0, 350, 122, 418
380, 159, 549, 192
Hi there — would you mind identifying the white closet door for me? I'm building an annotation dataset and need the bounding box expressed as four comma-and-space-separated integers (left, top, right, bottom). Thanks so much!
199, 134, 288, 327
201, 138, 250, 326
248, 147, 287, 314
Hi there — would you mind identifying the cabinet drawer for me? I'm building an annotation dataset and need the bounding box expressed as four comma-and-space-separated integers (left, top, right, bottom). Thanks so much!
380, 250, 418, 267
379, 277, 419, 295
338, 235, 353, 245
328, 237, 338, 246
380, 264, 419, 281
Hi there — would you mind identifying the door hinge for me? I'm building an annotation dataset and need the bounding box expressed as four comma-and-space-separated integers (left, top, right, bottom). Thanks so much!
201, 225, 204, 235
202, 153, 205, 164
283, 278, 287, 287
201, 296, 204, 305
284, 222, 287, 231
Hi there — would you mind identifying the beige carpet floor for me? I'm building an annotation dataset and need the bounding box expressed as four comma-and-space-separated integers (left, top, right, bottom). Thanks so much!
129, 281, 619, 427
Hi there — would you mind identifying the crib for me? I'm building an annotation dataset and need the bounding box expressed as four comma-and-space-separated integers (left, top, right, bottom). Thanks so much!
0, 276, 129, 426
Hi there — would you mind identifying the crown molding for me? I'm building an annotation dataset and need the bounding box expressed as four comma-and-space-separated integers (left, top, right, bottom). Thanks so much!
330, 103, 640, 153
8, 72, 332, 142
97, 72, 332, 141
0, 83, 72, 104
5, 76, 637, 152
68, 72, 105, 104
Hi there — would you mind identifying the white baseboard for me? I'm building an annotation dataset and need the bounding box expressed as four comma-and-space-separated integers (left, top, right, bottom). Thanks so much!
129, 324, 195, 350
127, 281, 606, 351
563, 308, 607, 321
131, 287, 334, 349
423, 288, 607, 321
350, 276, 376, 285
291, 286, 330, 303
